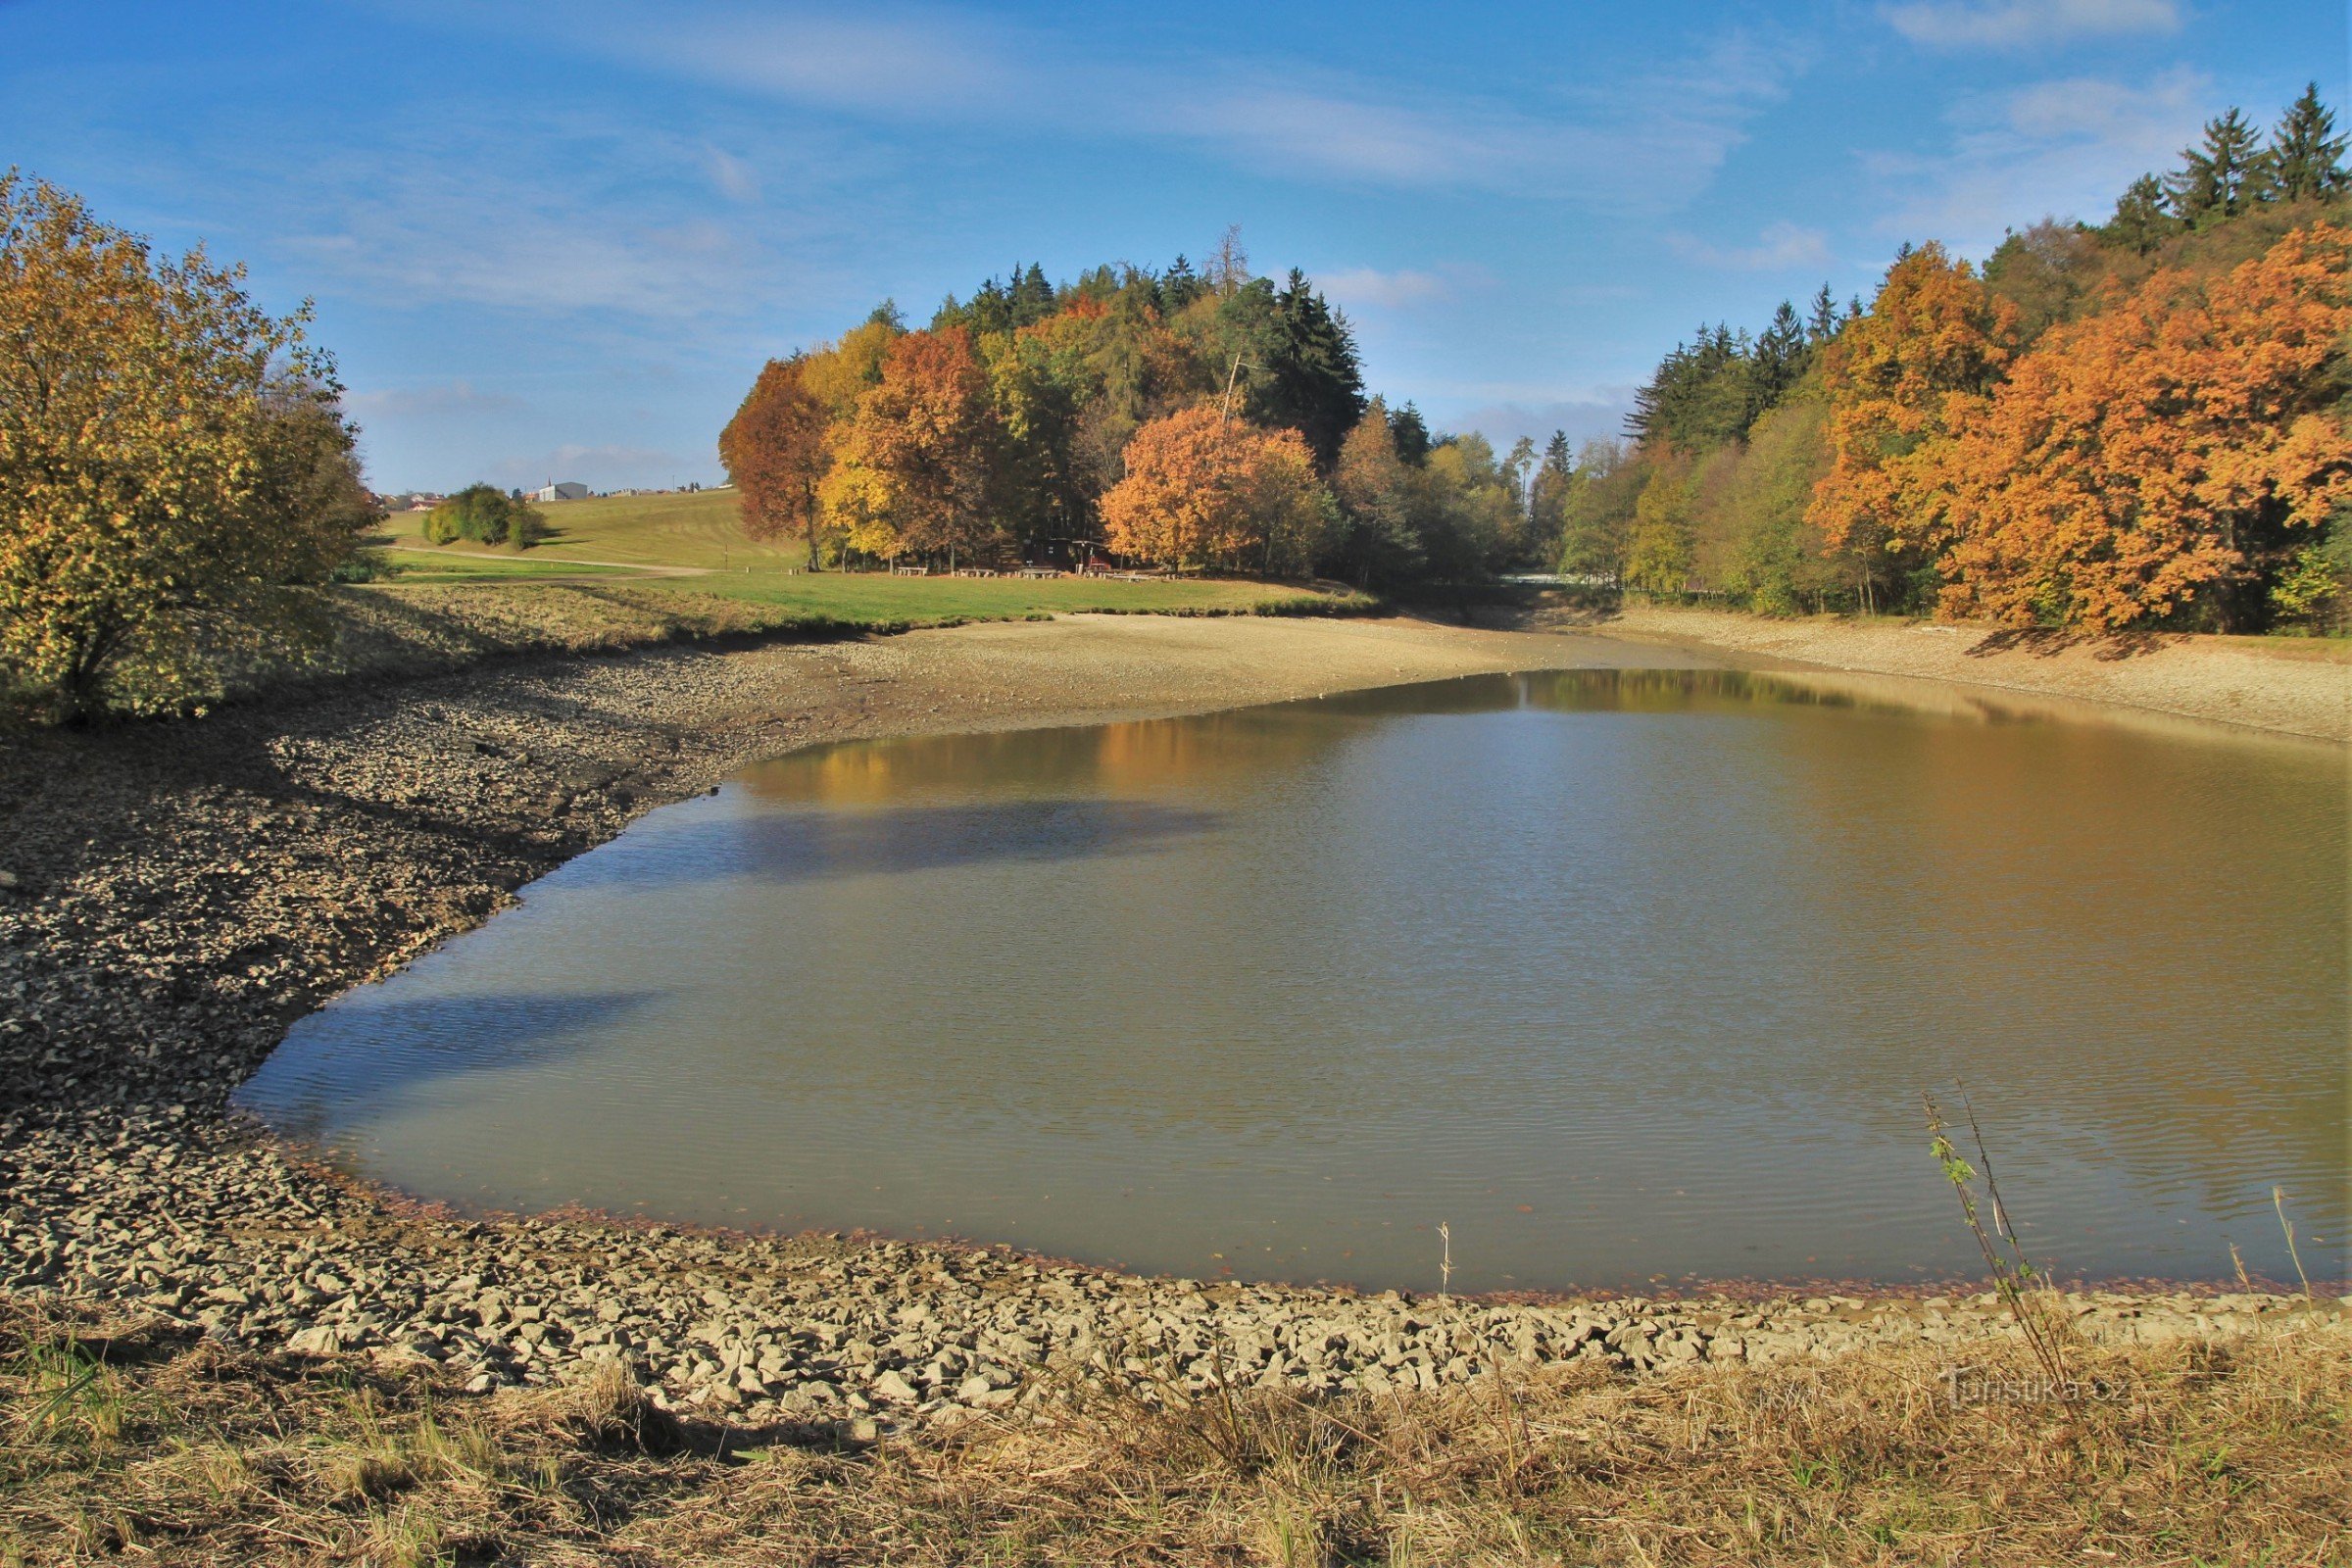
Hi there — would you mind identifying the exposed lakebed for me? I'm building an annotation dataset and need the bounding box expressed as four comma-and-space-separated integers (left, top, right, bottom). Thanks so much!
238, 669, 2347, 1293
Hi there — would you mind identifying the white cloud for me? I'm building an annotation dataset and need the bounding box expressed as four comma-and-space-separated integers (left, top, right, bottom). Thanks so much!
1866, 68, 2211, 248
1881, 0, 2182, 49
1669, 220, 1832, 270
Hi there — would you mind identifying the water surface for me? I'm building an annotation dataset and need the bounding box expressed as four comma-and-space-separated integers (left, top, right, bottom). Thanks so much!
239, 669, 2349, 1292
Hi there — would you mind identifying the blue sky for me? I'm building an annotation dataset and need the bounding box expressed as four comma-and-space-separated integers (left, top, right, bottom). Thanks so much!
5, 0, 2342, 491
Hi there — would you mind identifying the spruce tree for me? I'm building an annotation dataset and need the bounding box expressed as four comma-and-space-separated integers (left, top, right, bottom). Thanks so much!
2166, 107, 2266, 225
2101, 173, 2179, 254
2268, 83, 2350, 202
1807, 283, 1841, 343
1755, 300, 1809, 408
1388, 402, 1432, 466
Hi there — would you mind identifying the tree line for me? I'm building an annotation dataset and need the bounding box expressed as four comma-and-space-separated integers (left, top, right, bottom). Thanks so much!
1556, 84, 2352, 633
719, 228, 1544, 585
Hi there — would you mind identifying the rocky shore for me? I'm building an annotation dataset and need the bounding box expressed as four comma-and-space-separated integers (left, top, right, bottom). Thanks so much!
2, 613, 2335, 1440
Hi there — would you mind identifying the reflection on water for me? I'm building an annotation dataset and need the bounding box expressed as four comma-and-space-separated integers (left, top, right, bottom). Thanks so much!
237, 669, 2349, 1291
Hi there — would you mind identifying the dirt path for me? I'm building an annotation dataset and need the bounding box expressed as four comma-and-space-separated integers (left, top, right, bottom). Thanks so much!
1588, 603, 2352, 743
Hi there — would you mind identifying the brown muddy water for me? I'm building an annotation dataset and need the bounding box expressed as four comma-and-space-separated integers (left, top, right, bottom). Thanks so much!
237, 669, 2348, 1293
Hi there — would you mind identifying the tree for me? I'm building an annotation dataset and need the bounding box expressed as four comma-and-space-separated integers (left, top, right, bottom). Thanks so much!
1715, 390, 1839, 615
1557, 439, 1642, 585
421, 483, 543, 548
1806, 283, 1843, 344
719, 354, 831, 568
821, 327, 1006, 566
2166, 108, 2267, 227
2269, 83, 2350, 203
2101, 174, 2180, 255
1623, 452, 1695, 593
1331, 397, 1421, 584
1388, 402, 1433, 466
1099, 404, 1330, 575
1809, 242, 2020, 613
1526, 430, 1576, 562
1245, 270, 1366, 468
1930, 224, 2352, 631
0, 173, 368, 718
1983, 220, 2105, 339
1754, 300, 1811, 406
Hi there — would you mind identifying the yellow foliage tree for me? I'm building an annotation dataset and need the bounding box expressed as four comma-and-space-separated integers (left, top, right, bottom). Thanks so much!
1099, 405, 1330, 576
1930, 224, 2352, 630
819, 327, 1005, 565
1810, 243, 2020, 612
0, 173, 368, 718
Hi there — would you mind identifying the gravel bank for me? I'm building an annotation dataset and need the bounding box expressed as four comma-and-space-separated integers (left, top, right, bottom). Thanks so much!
1591, 603, 2352, 742
2, 613, 2330, 1436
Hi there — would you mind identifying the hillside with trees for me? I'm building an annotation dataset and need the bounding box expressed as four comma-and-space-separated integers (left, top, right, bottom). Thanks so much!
721, 229, 1542, 588
1567, 84, 2352, 635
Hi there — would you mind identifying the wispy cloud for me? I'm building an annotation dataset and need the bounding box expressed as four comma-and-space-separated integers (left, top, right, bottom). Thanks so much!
701, 145, 761, 204
1315, 266, 1480, 310
454, 2, 1804, 208
346, 380, 523, 419
1881, 0, 2182, 50
1669, 220, 1832, 271
1866, 68, 2211, 248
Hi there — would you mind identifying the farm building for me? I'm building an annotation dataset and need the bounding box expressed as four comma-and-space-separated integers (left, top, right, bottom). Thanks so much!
530, 480, 591, 502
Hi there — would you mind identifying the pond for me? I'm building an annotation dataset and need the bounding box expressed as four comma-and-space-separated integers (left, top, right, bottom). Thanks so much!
237, 668, 2348, 1293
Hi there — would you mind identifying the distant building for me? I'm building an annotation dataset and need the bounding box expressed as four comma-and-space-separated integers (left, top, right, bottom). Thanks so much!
530, 480, 591, 503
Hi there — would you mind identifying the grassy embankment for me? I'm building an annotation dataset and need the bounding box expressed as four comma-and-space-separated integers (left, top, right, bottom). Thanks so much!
5, 1296, 2344, 1566
211, 489, 1375, 707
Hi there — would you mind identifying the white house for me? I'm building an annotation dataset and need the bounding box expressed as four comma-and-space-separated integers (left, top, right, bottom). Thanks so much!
531, 480, 591, 503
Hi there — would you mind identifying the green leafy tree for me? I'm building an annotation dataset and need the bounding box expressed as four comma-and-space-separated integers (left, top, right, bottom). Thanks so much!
422, 484, 543, 548
1556, 439, 1642, 585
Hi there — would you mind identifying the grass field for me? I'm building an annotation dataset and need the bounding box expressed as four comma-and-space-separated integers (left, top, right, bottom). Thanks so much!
373, 488, 1370, 621
381, 488, 787, 571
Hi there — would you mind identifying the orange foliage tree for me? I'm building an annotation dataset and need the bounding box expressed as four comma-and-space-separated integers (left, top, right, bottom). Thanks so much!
1099, 405, 1330, 575
717, 353, 830, 568
1930, 224, 2352, 630
820, 326, 1005, 564
1810, 243, 2020, 612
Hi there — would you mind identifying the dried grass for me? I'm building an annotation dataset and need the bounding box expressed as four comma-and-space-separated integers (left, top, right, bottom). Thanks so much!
4, 1293, 2344, 1565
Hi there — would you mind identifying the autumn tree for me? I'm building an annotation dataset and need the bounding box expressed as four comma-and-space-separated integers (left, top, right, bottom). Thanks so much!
0, 173, 369, 718
1929, 224, 2352, 631
1623, 451, 1696, 593
719, 353, 830, 568
1099, 404, 1329, 575
1331, 397, 1422, 584
1809, 242, 2020, 612
821, 326, 1006, 566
